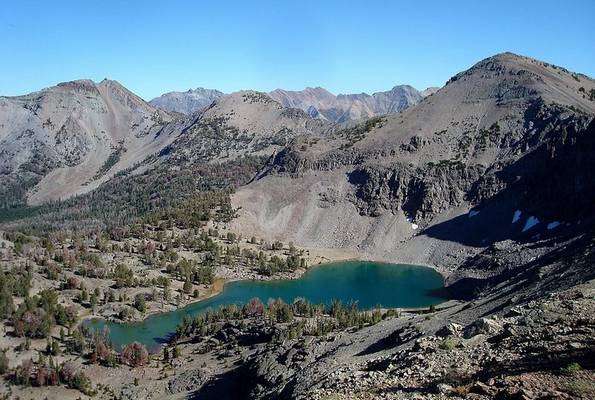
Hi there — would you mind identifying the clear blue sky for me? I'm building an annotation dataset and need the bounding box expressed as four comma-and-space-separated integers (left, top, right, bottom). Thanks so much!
1, 0, 594, 100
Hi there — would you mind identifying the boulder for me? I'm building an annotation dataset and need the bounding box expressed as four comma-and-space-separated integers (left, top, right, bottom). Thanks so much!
464, 318, 503, 338
437, 322, 463, 337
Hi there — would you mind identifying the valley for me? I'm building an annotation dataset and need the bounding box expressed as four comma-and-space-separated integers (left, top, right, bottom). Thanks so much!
0, 52, 593, 400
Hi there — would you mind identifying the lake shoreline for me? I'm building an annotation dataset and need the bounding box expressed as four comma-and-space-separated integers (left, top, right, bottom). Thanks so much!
82, 245, 360, 327
81, 248, 448, 330
84, 260, 446, 352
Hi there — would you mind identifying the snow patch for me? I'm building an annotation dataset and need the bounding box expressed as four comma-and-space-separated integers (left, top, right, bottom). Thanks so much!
522, 216, 540, 232
411, 223, 418, 230
512, 210, 522, 223
547, 221, 561, 230
468, 210, 480, 218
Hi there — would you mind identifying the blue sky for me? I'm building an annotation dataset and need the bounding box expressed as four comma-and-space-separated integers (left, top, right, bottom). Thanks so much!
1, 0, 594, 100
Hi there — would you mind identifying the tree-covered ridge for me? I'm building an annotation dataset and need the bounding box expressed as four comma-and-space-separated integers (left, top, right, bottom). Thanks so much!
1, 155, 266, 234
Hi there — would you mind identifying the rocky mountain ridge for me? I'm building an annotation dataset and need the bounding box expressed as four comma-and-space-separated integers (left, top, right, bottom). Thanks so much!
0, 84, 327, 207
156, 90, 329, 167
149, 84, 436, 122
231, 53, 595, 265
0, 79, 175, 206
0, 78, 441, 207
269, 84, 427, 123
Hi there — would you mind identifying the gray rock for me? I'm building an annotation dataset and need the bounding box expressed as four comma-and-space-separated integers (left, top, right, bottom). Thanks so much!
464, 318, 503, 338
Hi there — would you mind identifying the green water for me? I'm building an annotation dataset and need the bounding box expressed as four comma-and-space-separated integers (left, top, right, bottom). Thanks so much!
85, 261, 444, 351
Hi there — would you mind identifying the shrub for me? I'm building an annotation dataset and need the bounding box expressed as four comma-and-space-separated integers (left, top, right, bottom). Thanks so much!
113, 264, 134, 288
561, 362, 582, 375
226, 232, 237, 243
133, 294, 147, 313
243, 298, 264, 317
13, 358, 33, 386
60, 361, 93, 394
183, 279, 192, 294
65, 276, 80, 289
268, 298, 293, 323
121, 342, 149, 367
439, 337, 457, 351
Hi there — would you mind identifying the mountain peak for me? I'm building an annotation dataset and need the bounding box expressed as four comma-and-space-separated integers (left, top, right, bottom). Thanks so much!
56, 79, 98, 92
149, 87, 225, 114
97, 78, 127, 90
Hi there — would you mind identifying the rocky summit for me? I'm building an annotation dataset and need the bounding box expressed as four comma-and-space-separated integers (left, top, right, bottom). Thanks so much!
149, 88, 225, 115
0, 52, 593, 400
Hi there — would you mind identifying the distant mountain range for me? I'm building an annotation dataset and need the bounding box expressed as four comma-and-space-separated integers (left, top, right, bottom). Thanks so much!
2, 52, 593, 217
149, 85, 438, 122
149, 88, 225, 115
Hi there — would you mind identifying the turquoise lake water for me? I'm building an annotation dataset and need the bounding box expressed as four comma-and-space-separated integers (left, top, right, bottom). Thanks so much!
85, 260, 444, 351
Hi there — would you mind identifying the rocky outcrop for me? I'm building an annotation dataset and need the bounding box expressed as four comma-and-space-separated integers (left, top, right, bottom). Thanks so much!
346, 162, 485, 220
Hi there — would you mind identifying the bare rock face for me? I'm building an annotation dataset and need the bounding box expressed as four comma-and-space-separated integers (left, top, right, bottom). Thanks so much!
463, 317, 503, 338
168, 368, 212, 394
421, 86, 440, 97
